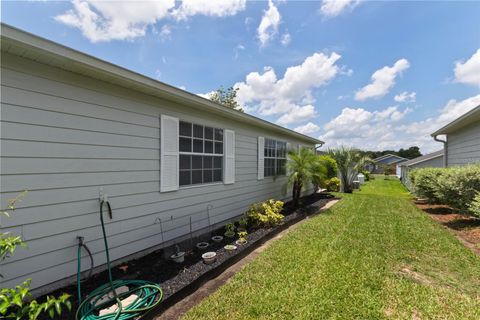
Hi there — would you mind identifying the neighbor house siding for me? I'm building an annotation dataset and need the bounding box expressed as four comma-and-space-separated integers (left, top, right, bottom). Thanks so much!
0, 53, 314, 293
401, 156, 444, 191
447, 121, 480, 166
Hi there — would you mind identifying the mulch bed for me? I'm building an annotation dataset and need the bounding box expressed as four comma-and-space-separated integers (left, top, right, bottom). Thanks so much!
38, 193, 336, 319
415, 202, 480, 255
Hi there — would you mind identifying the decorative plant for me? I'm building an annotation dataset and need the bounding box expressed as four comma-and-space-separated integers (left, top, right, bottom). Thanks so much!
327, 146, 373, 193
246, 199, 284, 228
286, 147, 326, 207
0, 192, 72, 320
325, 177, 340, 192
224, 223, 236, 237
238, 217, 248, 231
237, 231, 248, 244
318, 155, 338, 179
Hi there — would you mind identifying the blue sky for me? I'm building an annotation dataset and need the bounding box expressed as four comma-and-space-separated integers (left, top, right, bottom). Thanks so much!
2, 0, 479, 152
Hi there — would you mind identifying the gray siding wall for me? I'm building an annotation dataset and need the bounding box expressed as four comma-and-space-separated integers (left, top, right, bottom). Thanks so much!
0, 53, 314, 293
447, 121, 480, 166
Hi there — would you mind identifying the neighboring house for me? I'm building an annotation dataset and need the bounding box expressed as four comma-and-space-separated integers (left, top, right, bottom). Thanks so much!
366, 154, 408, 175
398, 150, 444, 190
0, 24, 322, 294
431, 105, 480, 167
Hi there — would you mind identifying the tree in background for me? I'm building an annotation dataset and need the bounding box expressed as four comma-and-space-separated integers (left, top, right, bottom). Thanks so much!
328, 147, 373, 193
398, 146, 422, 159
209, 86, 244, 112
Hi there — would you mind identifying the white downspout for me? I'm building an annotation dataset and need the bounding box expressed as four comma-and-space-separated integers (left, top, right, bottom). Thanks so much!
433, 134, 447, 167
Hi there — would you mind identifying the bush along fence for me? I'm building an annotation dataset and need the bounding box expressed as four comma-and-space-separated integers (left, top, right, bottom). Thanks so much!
409, 163, 480, 217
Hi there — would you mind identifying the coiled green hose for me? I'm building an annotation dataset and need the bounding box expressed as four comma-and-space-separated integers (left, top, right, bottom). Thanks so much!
76, 200, 163, 320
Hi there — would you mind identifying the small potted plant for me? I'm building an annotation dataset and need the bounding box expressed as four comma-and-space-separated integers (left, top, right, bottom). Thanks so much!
224, 244, 237, 251
202, 251, 217, 265
224, 222, 235, 238
196, 242, 209, 251
235, 231, 248, 245
237, 217, 248, 232
211, 235, 224, 243
170, 245, 185, 263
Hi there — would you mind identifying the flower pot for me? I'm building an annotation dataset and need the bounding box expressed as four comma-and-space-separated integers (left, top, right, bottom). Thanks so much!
237, 227, 246, 233
415, 198, 428, 204
224, 244, 237, 251
196, 242, 209, 251
171, 251, 185, 263
224, 231, 235, 238
202, 252, 217, 265
211, 235, 224, 243
235, 239, 247, 246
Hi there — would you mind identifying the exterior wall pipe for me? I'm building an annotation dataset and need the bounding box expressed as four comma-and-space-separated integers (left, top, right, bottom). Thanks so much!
433, 134, 447, 167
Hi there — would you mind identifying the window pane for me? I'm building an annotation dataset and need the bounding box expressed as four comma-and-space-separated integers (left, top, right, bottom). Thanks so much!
213, 156, 222, 169
215, 142, 223, 154
215, 128, 223, 141
192, 155, 202, 169
203, 169, 213, 183
179, 137, 192, 152
180, 155, 191, 170
205, 127, 213, 140
203, 156, 213, 169
192, 170, 202, 184
277, 159, 286, 175
179, 171, 191, 186
213, 169, 222, 181
179, 121, 192, 137
193, 139, 203, 153
193, 124, 203, 138
205, 140, 213, 153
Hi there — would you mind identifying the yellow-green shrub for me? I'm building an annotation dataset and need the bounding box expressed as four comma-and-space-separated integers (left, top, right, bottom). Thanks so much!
246, 199, 284, 228
325, 177, 340, 192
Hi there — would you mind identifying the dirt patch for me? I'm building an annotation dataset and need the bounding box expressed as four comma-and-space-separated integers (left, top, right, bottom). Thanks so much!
397, 266, 432, 286
415, 203, 480, 255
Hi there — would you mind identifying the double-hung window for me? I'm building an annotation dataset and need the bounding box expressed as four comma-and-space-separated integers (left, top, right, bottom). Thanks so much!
179, 121, 223, 186
264, 138, 287, 177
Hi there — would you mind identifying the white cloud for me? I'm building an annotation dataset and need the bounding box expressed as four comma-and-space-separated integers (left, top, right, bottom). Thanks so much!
56, 0, 245, 42
454, 48, 480, 87
276, 105, 316, 125
394, 91, 416, 103
281, 32, 291, 46
294, 122, 320, 135
172, 0, 246, 20
257, 0, 281, 46
355, 58, 410, 101
234, 51, 343, 123
320, 0, 362, 18
321, 94, 480, 152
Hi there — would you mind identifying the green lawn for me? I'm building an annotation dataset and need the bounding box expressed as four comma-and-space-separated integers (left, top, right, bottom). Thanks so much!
184, 177, 480, 319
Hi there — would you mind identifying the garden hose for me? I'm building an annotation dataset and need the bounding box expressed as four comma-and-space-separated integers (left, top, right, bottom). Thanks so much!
76, 200, 163, 320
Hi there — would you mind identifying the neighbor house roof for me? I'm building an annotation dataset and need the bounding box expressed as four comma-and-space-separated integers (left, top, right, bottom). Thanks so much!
0, 23, 323, 145
431, 105, 480, 136
373, 154, 408, 163
399, 150, 443, 167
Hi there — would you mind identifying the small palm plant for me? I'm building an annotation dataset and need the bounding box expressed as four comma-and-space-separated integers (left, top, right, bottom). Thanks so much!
328, 146, 372, 193
286, 147, 326, 207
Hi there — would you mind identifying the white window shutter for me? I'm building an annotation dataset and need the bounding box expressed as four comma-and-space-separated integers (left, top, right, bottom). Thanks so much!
160, 115, 179, 192
257, 136, 264, 180
223, 129, 235, 184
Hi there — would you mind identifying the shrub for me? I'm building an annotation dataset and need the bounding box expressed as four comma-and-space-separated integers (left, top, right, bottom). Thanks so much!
246, 199, 284, 228
325, 177, 340, 192
435, 164, 480, 212
318, 155, 338, 179
468, 192, 480, 217
409, 167, 445, 202
410, 164, 480, 213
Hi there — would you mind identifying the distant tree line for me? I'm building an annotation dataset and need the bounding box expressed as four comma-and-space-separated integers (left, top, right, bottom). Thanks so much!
360, 146, 422, 160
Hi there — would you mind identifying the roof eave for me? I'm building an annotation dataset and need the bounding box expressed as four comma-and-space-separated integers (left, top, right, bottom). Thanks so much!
0, 23, 323, 145
431, 105, 480, 136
